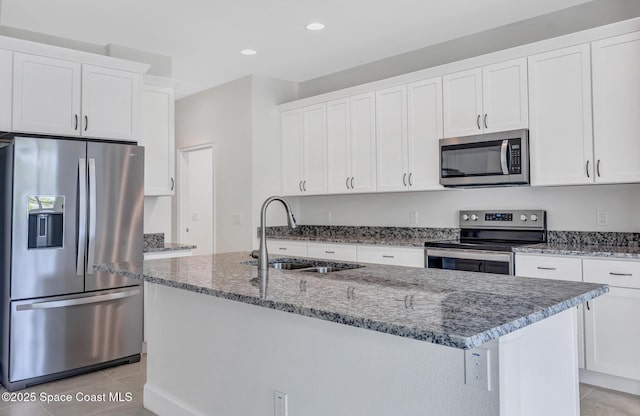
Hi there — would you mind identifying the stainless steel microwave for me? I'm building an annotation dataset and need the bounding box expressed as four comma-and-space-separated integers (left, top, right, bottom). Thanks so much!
439, 129, 529, 187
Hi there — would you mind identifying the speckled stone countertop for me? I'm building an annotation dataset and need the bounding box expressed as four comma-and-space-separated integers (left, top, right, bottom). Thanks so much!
514, 243, 640, 259
143, 232, 197, 253
96, 252, 607, 349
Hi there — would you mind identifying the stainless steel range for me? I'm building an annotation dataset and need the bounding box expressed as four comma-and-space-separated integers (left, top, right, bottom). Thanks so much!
426, 210, 547, 275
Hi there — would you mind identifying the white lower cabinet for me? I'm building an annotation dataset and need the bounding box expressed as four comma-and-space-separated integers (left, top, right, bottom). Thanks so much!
266, 240, 308, 258
307, 243, 357, 262
357, 245, 424, 268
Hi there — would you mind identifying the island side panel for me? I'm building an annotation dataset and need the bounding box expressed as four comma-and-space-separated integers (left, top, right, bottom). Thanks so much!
143, 283, 500, 416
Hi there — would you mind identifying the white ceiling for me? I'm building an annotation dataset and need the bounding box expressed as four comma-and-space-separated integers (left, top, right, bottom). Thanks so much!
0, 0, 592, 97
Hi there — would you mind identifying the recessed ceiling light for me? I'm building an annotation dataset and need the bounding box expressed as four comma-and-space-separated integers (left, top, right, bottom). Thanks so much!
306, 23, 325, 31
240, 49, 257, 56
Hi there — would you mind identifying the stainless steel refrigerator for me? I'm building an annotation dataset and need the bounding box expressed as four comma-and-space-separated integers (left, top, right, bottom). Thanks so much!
0, 136, 144, 391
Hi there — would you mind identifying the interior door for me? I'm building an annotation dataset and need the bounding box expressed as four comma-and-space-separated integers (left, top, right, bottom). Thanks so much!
11, 137, 86, 299
85, 141, 143, 291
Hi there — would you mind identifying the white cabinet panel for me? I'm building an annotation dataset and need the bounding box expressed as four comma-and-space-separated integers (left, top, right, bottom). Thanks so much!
376, 86, 408, 192
281, 109, 305, 195
443, 68, 483, 138
585, 286, 640, 381
142, 84, 175, 196
357, 245, 424, 268
266, 240, 308, 258
528, 45, 593, 186
307, 243, 357, 262
482, 58, 528, 133
81, 65, 141, 141
515, 254, 583, 282
583, 258, 640, 290
0, 50, 12, 131
592, 31, 640, 184
327, 98, 351, 193
407, 77, 443, 191
349, 93, 376, 193
13, 53, 81, 136
303, 104, 327, 195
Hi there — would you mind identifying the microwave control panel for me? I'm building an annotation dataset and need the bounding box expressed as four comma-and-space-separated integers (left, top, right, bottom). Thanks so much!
509, 140, 521, 174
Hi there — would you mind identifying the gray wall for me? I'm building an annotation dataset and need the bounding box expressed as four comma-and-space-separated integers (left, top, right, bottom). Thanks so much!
299, 0, 640, 98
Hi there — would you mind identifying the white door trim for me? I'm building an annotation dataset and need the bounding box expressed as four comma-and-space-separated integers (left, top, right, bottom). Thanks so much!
177, 143, 215, 254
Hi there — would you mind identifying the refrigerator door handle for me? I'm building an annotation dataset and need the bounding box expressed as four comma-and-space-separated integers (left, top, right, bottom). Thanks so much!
87, 158, 97, 274
77, 158, 87, 276
16, 288, 141, 311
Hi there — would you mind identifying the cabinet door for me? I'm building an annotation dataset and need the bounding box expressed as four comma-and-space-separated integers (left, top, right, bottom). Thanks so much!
82, 65, 141, 141
592, 31, 640, 184
13, 53, 81, 136
357, 245, 424, 267
302, 104, 327, 195
327, 99, 351, 194
528, 45, 593, 186
482, 58, 528, 133
584, 287, 640, 380
142, 85, 175, 196
281, 109, 305, 195
307, 243, 357, 262
349, 92, 376, 193
0, 50, 12, 131
376, 85, 408, 192
266, 240, 308, 257
407, 77, 443, 191
443, 68, 482, 138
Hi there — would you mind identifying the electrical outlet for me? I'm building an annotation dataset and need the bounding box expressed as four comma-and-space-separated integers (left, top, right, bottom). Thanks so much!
465, 348, 491, 391
409, 211, 418, 225
596, 211, 609, 227
274, 391, 288, 416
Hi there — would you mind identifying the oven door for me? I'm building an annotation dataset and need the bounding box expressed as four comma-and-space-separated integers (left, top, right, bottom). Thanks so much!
426, 248, 514, 275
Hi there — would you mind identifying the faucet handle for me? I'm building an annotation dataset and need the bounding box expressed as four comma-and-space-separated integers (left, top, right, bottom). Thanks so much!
250, 250, 259, 259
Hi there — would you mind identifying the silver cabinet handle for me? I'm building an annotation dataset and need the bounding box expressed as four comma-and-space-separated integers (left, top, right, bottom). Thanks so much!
500, 139, 509, 175
586, 301, 590, 311
350, 177, 354, 189
74, 114, 79, 131
586, 160, 590, 178
484, 114, 488, 129
278, 247, 287, 251
16, 288, 141, 311
77, 159, 87, 276
87, 158, 97, 273
325, 250, 335, 254
303, 180, 307, 192
170, 177, 175, 191
346, 177, 350, 189
537, 266, 557, 270
476, 115, 481, 130
408, 173, 413, 186
402, 173, 407, 186
597, 159, 601, 177
610, 272, 633, 277
382, 255, 395, 258
84, 115, 88, 132
299, 180, 303, 192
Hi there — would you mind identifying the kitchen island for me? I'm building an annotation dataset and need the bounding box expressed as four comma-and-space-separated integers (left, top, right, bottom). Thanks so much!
97, 252, 607, 416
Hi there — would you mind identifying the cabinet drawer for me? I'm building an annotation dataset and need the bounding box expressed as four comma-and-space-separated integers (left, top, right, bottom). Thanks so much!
357, 246, 424, 268
515, 254, 582, 282
583, 258, 640, 289
266, 240, 307, 257
307, 243, 357, 262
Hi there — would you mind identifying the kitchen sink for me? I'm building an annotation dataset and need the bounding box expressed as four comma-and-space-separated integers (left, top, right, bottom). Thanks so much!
244, 258, 364, 274
300, 267, 346, 274
271, 262, 314, 270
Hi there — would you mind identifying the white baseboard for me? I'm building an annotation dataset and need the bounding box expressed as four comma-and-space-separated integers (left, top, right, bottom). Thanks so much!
580, 369, 640, 395
143, 384, 205, 416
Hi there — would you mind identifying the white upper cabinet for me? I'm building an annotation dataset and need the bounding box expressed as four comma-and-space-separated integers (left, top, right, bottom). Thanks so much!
528, 44, 593, 186
281, 104, 327, 196
81, 65, 141, 141
281, 108, 305, 195
407, 77, 444, 191
592, 31, 640, 184
13, 53, 82, 136
142, 84, 175, 196
443, 58, 528, 138
12, 53, 142, 141
327, 93, 376, 194
0, 50, 12, 132
376, 85, 408, 192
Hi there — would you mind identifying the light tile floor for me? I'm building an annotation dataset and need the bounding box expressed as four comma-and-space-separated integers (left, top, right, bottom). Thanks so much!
1, 357, 639, 415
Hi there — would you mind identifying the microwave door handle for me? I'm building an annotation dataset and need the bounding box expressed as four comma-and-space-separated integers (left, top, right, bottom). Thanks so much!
500, 140, 509, 175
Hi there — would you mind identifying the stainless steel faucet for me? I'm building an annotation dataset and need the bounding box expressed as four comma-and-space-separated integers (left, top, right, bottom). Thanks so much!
258, 196, 297, 277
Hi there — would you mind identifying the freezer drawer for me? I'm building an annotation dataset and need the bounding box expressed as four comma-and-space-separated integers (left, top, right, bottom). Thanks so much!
9, 286, 142, 382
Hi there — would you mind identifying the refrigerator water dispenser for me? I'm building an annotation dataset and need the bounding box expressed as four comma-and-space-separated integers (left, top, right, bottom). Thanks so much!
27, 195, 64, 249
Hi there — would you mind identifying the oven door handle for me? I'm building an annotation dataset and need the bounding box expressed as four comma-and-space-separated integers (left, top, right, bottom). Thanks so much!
426, 248, 513, 263
500, 139, 509, 175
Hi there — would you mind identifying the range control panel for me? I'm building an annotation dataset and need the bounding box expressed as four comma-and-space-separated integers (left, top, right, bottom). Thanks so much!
459, 210, 546, 229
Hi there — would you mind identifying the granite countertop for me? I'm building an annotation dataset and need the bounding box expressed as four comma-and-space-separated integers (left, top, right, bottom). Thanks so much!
267, 235, 436, 247
514, 243, 640, 259
144, 243, 198, 254
96, 252, 607, 350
